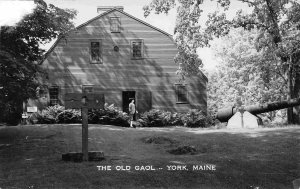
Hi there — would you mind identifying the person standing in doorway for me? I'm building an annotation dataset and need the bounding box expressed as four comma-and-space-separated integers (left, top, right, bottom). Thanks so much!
129, 99, 137, 128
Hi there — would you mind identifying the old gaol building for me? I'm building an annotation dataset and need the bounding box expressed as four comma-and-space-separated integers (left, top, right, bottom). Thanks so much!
32, 6, 207, 114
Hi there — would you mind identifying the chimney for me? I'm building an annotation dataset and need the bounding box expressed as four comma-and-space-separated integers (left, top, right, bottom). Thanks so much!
97, 6, 124, 14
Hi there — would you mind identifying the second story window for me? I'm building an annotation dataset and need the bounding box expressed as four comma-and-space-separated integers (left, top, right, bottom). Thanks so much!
110, 17, 120, 33
131, 39, 144, 59
90, 41, 102, 64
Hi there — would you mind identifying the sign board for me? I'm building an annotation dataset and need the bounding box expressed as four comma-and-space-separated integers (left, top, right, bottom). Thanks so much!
64, 93, 105, 109
22, 113, 28, 118
27, 106, 38, 112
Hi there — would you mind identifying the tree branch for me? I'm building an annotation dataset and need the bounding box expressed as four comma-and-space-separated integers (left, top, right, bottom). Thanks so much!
237, 0, 257, 6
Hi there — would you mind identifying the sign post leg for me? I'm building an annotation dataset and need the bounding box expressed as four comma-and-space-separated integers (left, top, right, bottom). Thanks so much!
82, 107, 88, 161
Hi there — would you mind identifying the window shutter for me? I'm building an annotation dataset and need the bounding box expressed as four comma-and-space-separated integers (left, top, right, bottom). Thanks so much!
137, 90, 152, 113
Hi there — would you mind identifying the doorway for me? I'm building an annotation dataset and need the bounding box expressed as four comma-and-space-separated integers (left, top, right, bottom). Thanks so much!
122, 91, 136, 116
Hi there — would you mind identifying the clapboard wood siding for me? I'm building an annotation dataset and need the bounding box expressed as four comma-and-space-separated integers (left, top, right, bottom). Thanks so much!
36, 9, 207, 113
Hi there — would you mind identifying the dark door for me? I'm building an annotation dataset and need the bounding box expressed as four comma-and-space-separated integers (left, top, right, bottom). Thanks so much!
122, 91, 136, 114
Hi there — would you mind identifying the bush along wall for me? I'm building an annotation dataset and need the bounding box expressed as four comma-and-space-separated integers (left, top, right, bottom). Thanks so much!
138, 109, 211, 128
28, 105, 81, 124
28, 105, 214, 128
137, 109, 183, 127
28, 104, 130, 126
88, 104, 130, 127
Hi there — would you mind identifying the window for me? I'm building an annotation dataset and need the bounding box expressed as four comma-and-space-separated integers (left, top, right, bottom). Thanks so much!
82, 85, 94, 94
110, 17, 120, 33
49, 86, 59, 106
90, 41, 102, 64
176, 84, 188, 103
131, 39, 144, 59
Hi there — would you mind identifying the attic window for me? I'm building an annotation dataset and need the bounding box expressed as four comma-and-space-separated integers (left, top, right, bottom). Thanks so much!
90, 40, 102, 64
110, 17, 120, 33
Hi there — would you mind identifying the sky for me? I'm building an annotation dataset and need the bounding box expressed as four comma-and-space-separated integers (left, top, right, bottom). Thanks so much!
0, 0, 252, 70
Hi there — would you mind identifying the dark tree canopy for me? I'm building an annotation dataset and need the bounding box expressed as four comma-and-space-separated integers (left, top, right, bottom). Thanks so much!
0, 0, 77, 124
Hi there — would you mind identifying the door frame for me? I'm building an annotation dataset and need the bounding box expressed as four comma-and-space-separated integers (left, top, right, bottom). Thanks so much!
122, 90, 136, 114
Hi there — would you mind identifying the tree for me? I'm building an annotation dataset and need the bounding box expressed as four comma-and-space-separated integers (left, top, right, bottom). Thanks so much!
145, 0, 204, 80
208, 28, 287, 122
0, 0, 77, 124
144, 0, 300, 123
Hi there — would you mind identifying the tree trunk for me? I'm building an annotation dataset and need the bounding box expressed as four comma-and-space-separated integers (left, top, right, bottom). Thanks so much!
287, 57, 300, 124
291, 66, 300, 124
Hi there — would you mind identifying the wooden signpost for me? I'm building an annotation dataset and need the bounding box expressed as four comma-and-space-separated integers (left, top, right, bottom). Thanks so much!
63, 93, 104, 161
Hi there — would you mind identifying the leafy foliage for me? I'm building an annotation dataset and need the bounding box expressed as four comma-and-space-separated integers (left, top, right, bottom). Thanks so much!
181, 109, 207, 127
138, 109, 210, 127
0, 48, 39, 125
89, 104, 130, 126
208, 28, 287, 122
0, 0, 77, 125
144, 0, 300, 123
28, 105, 214, 127
33, 105, 65, 124
144, 0, 203, 80
29, 105, 80, 124
30, 104, 130, 126
57, 109, 81, 123
138, 109, 177, 127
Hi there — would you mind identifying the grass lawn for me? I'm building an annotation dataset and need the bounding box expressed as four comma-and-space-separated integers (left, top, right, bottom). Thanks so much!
0, 124, 299, 189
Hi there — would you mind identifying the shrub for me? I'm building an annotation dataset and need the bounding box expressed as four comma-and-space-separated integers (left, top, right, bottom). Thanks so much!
44, 105, 65, 118
34, 110, 56, 124
30, 104, 130, 126
138, 109, 185, 127
139, 109, 172, 127
181, 109, 207, 128
29, 105, 213, 128
31, 105, 65, 124
138, 109, 210, 128
88, 109, 105, 124
170, 112, 184, 126
89, 103, 130, 126
205, 112, 218, 127
29, 105, 80, 124
57, 109, 81, 123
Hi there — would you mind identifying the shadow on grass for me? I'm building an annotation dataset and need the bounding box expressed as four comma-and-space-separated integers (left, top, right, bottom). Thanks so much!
0, 125, 299, 189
